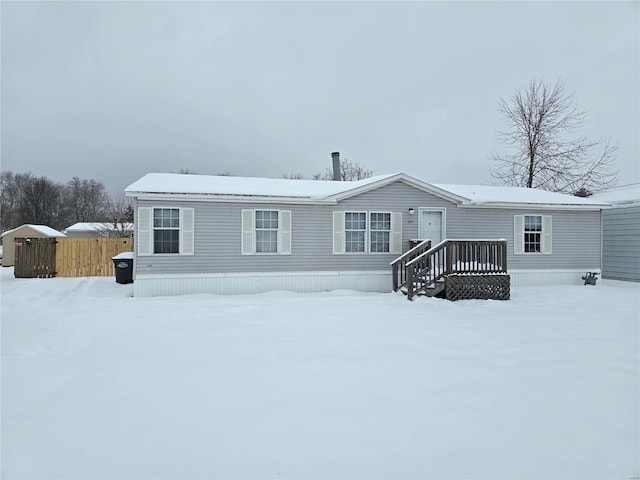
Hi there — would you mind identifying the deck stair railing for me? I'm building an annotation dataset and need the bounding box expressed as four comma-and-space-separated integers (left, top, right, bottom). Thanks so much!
390, 239, 432, 292
393, 239, 508, 300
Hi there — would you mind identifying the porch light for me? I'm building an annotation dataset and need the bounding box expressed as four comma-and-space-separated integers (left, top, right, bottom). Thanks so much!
408, 208, 415, 215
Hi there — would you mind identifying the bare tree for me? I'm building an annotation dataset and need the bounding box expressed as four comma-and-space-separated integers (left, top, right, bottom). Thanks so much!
490, 78, 618, 194
18, 176, 65, 229
63, 177, 109, 223
98, 194, 134, 238
1, 171, 33, 231
314, 157, 373, 181
281, 173, 306, 180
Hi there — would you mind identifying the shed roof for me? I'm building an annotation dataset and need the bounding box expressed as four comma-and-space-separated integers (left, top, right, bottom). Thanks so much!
125, 172, 610, 209
65, 222, 134, 233
1, 224, 66, 238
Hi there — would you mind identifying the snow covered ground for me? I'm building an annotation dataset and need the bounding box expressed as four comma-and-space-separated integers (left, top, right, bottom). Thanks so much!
1, 267, 639, 479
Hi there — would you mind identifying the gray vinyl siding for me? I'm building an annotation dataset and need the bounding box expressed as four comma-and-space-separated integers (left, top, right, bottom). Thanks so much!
601, 205, 640, 282
134, 180, 602, 275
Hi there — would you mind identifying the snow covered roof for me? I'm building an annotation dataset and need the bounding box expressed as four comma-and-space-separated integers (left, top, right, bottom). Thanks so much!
65, 222, 133, 233
433, 184, 611, 208
125, 173, 399, 201
590, 183, 640, 206
125, 172, 610, 209
1, 224, 66, 238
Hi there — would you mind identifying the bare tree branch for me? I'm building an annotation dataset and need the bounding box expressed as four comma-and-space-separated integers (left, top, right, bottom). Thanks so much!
97, 194, 134, 238
315, 157, 373, 181
490, 78, 618, 193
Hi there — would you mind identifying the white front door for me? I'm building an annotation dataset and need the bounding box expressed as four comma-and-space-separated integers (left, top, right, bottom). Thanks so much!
419, 209, 444, 244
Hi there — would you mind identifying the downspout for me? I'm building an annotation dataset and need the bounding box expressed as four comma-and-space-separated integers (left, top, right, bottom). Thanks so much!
599, 208, 603, 280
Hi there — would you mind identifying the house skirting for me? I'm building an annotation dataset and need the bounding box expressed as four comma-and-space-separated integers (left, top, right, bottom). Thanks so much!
133, 268, 601, 297
509, 269, 602, 288
133, 270, 393, 297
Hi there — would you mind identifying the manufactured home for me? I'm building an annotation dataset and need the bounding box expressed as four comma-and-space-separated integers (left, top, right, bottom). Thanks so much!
125, 168, 609, 298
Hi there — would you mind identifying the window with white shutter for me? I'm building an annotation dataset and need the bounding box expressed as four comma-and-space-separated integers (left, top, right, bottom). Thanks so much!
137, 206, 194, 256
333, 211, 402, 254
242, 209, 291, 255
514, 214, 552, 254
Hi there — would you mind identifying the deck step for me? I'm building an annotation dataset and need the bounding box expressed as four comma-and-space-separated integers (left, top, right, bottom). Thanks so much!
423, 282, 446, 297
400, 280, 445, 297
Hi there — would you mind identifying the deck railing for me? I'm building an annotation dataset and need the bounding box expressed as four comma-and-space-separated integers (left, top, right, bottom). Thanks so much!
390, 239, 432, 291
402, 239, 508, 300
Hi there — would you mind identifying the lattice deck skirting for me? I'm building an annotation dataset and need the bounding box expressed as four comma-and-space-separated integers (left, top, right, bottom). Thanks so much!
445, 274, 510, 301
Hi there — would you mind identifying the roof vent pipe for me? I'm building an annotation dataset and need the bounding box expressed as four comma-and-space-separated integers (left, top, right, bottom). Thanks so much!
331, 152, 341, 181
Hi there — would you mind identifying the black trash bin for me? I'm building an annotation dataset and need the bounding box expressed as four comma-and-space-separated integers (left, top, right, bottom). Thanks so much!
112, 252, 134, 284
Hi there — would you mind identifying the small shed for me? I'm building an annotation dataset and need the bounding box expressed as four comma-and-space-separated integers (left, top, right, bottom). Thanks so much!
64, 222, 133, 238
592, 183, 640, 282
1, 225, 66, 267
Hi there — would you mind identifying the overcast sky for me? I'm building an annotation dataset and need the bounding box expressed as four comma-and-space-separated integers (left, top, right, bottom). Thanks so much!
2, 1, 638, 195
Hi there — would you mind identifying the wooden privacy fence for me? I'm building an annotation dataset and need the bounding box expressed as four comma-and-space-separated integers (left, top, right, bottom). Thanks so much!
14, 237, 57, 278
14, 237, 134, 278
56, 238, 134, 277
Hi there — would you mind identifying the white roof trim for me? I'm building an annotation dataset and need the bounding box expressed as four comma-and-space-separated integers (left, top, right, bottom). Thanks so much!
458, 202, 610, 211
326, 173, 468, 204
132, 193, 338, 205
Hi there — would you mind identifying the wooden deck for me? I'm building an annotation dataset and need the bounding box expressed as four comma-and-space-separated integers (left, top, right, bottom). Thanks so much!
391, 239, 509, 300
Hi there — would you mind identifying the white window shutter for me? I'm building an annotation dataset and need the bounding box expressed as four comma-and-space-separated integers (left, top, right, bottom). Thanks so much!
333, 211, 345, 254
542, 215, 552, 254
137, 207, 152, 256
279, 210, 292, 255
241, 209, 255, 255
181, 208, 195, 255
514, 215, 524, 254
390, 212, 403, 254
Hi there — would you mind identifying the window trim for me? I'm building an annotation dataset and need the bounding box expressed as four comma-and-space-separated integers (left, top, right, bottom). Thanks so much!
153, 207, 181, 255
255, 210, 279, 254
524, 215, 542, 253
369, 211, 392, 254
344, 211, 368, 254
